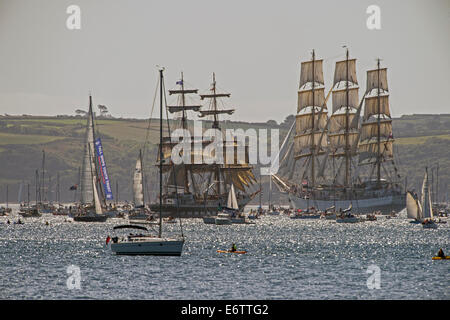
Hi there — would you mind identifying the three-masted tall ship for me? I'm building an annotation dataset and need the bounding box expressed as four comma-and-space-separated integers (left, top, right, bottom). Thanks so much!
149, 73, 258, 217
274, 49, 405, 214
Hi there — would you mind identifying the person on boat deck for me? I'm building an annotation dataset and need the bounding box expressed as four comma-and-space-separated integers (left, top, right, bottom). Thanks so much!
231, 243, 237, 252
437, 248, 445, 258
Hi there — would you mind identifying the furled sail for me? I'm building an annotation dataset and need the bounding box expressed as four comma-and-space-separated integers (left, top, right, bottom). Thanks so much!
133, 154, 144, 207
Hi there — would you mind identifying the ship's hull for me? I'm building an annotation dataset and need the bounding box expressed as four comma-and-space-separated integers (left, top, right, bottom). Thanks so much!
73, 214, 108, 222
150, 194, 252, 218
289, 193, 406, 214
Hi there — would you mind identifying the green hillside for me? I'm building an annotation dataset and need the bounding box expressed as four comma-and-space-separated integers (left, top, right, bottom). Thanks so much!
0, 114, 448, 204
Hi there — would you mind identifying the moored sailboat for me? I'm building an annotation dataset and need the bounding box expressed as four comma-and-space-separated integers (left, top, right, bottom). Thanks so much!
72, 95, 108, 222
128, 149, 154, 222
109, 68, 184, 255
406, 168, 437, 229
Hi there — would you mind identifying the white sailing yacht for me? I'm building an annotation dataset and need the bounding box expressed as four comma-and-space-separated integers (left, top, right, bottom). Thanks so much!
127, 150, 154, 222
73, 95, 108, 222
407, 168, 437, 228
109, 68, 184, 255
215, 184, 238, 225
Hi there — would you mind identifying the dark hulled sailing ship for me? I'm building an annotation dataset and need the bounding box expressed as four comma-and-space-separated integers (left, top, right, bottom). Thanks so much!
149, 73, 258, 217
274, 49, 405, 214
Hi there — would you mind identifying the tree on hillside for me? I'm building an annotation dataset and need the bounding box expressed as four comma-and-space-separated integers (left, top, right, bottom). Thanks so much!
266, 119, 278, 127
281, 114, 295, 128
98, 105, 109, 117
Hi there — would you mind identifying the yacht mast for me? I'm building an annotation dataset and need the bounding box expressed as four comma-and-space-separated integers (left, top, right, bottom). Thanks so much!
159, 68, 164, 238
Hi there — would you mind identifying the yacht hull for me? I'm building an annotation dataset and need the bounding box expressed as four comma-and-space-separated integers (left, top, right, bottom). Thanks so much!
111, 239, 184, 256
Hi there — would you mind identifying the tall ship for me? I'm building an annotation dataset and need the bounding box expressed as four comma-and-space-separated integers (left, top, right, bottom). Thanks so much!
149, 72, 258, 217
274, 49, 405, 214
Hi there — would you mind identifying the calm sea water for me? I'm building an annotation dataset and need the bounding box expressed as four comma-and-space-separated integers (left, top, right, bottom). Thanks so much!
0, 205, 448, 300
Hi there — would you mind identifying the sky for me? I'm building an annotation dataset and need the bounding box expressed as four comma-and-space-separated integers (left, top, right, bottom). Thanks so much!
0, 0, 449, 123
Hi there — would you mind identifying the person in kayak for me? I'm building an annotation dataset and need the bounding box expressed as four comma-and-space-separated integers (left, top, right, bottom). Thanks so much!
230, 243, 237, 252
437, 248, 445, 258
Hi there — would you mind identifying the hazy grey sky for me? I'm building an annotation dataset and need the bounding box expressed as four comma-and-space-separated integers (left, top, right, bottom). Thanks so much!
0, 0, 449, 123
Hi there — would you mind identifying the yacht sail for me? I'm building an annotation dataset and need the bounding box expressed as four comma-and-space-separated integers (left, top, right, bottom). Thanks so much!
80, 97, 96, 205
133, 150, 145, 208
406, 191, 422, 220
227, 184, 239, 210
421, 169, 433, 219
72, 95, 108, 222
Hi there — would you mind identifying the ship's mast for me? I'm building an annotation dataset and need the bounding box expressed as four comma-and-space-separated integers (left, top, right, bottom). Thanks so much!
345, 48, 350, 187
180, 72, 187, 130
41, 149, 45, 202
311, 50, 316, 188
159, 68, 164, 238
376, 58, 381, 186
180, 73, 190, 192
167, 72, 202, 194
212, 73, 219, 129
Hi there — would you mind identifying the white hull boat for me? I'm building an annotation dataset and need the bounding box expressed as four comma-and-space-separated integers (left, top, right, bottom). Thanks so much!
111, 236, 184, 256
215, 213, 232, 225
203, 216, 216, 224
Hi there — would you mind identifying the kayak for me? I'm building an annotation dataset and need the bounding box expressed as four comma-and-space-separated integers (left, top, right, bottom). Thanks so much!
217, 250, 247, 254
432, 256, 450, 260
